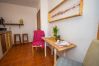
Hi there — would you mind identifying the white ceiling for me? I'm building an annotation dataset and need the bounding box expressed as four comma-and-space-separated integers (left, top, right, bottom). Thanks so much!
0, 0, 40, 8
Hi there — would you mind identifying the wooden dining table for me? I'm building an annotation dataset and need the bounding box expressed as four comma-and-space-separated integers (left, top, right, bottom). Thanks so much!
42, 37, 76, 66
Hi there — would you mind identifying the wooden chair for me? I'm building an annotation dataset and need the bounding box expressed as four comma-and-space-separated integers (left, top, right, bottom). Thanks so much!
22, 33, 29, 44
32, 30, 45, 55
14, 34, 21, 45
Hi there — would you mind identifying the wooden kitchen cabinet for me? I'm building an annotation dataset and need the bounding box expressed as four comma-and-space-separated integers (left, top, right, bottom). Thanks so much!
0, 33, 7, 53
5, 32, 12, 49
0, 31, 12, 59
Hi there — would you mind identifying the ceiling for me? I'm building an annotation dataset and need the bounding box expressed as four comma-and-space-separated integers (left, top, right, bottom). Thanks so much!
0, 0, 40, 8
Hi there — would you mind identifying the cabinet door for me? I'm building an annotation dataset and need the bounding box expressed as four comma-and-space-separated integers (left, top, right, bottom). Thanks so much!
1, 34, 7, 53
0, 35, 3, 59
6, 32, 12, 49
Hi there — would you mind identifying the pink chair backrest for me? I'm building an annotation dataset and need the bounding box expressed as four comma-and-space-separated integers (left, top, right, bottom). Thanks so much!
33, 30, 45, 42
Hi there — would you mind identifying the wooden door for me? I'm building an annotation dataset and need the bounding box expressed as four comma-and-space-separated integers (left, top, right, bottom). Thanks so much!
37, 10, 41, 30
97, 25, 99, 40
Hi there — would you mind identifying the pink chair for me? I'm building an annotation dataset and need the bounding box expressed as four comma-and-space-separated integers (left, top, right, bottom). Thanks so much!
32, 30, 45, 54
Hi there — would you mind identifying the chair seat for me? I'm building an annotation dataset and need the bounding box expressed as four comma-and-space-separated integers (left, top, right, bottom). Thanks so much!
32, 41, 44, 47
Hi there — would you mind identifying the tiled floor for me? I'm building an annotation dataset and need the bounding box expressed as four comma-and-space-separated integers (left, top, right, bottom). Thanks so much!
0, 43, 54, 66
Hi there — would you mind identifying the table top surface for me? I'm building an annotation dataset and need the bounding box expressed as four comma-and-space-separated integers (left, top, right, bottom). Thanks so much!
42, 37, 76, 52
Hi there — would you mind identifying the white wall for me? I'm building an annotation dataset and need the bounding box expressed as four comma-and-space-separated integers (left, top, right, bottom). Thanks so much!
40, 0, 49, 36
47, 0, 99, 62
0, 3, 37, 42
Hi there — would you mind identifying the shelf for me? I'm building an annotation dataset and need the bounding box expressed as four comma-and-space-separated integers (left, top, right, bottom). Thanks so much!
5, 23, 24, 26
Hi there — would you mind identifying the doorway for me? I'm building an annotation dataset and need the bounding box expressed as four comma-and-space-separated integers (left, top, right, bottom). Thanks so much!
37, 10, 41, 30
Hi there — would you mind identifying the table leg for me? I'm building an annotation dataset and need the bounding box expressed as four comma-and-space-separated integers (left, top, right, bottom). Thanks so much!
44, 43, 47, 57
54, 49, 56, 66
51, 47, 53, 55
63, 52, 66, 57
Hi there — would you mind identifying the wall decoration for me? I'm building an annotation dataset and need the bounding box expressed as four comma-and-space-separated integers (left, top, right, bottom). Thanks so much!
49, 0, 65, 12
48, 0, 83, 22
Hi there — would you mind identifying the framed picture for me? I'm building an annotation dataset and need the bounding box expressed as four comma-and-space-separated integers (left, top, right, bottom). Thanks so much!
48, 0, 65, 12
48, 0, 83, 22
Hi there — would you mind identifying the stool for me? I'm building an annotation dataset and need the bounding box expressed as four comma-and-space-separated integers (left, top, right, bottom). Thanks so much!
22, 33, 29, 44
14, 34, 21, 45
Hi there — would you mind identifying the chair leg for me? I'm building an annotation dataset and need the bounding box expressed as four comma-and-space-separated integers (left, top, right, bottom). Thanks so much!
32, 47, 34, 56
35, 47, 37, 50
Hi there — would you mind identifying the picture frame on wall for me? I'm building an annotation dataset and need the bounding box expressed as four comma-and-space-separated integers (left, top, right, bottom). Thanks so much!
48, 0, 83, 23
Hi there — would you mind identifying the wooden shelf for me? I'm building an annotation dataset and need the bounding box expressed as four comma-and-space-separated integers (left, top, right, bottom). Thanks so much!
5, 23, 24, 26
